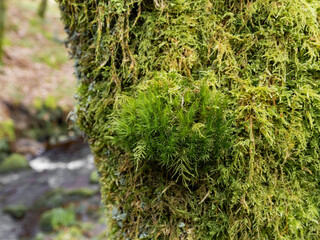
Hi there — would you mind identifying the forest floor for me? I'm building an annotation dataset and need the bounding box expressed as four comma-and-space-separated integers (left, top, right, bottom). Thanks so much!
0, 0, 75, 121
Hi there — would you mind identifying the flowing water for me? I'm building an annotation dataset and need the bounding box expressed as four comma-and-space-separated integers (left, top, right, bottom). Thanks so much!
0, 139, 104, 240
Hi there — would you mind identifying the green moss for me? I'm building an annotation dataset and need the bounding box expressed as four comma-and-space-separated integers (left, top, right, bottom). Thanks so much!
3, 204, 27, 219
58, 0, 320, 239
64, 188, 96, 199
0, 119, 15, 141
0, 153, 28, 173
40, 208, 76, 232
89, 170, 99, 184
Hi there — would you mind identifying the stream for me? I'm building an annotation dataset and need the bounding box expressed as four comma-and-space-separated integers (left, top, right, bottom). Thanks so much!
0, 139, 105, 240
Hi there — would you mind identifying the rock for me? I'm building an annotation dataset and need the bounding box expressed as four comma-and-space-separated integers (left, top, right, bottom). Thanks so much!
12, 138, 44, 157
0, 212, 19, 240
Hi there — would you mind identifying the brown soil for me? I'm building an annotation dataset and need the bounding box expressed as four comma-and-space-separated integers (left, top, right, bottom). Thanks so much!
0, 0, 76, 121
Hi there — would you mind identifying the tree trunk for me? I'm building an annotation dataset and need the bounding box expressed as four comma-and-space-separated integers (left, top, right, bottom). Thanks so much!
0, 0, 5, 64
37, 0, 47, 19
57, 1, 320, 239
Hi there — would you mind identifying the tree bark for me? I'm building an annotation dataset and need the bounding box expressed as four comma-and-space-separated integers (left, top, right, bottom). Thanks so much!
0, 0, 5, 64
38, 0, 47, 19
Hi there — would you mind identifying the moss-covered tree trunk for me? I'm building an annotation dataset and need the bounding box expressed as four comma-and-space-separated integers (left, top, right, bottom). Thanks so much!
0, 0, 5, 64
57, 0, 320, 239
38, 0, 47, 19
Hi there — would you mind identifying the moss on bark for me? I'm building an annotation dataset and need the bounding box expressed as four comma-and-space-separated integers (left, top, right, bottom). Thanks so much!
57, 0, 320, 239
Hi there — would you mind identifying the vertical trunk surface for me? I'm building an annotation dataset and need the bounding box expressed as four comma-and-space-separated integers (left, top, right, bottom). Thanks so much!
0, 0, 5, 64
38, 0, 47, 19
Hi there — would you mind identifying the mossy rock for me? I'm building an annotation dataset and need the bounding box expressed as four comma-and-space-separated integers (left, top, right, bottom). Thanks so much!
35, 188, 97, 209
64, 188, 97, 199
3, 204, 27, 219
57, 0, 320, 239
40, 207, 76, 232
34, 188, 65, 209
0, 153, 29, 173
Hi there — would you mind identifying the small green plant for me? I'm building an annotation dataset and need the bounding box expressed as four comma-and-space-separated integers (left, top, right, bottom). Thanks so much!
40, 207, 76, 232
0, 153, 28, 173
112, 74, 232, 185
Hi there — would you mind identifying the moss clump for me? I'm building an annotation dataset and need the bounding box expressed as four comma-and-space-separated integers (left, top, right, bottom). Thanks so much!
40, 208, 76, 232
89, 170, 99, 184
64, 188, 97, 199
0, 153, 28, 173
57, 0, 320, 239
3, 204, 27, 219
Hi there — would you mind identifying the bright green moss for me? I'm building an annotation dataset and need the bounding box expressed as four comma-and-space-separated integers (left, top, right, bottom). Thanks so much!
57, 0, 320, 239
112, 74, 232, 185
40, 208, 76, 232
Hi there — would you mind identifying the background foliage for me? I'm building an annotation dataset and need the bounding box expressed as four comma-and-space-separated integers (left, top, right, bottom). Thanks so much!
58, 0, 320, 239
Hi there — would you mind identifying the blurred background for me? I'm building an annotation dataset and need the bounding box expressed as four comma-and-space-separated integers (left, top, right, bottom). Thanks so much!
0, 0, 107, 239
